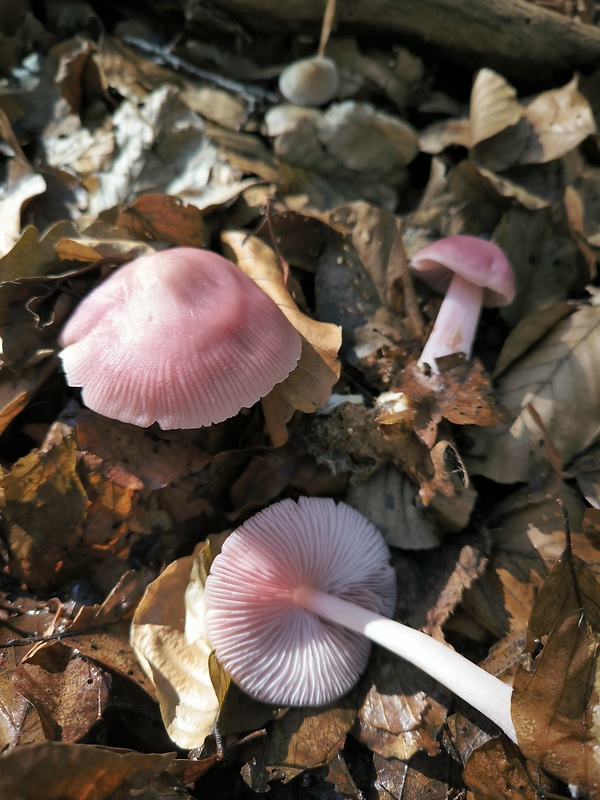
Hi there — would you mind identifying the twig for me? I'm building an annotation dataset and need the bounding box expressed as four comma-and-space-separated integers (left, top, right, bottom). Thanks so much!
122, 37, 279, 112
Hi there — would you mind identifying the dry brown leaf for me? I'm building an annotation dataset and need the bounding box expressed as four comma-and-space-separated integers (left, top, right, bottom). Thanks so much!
461, 484, 587, 642
357, 652, 447, 760
239, 701, 357, 789
461, 732, 556, 799
13, 642, 110, 742
66, 571, 155, 699
115, 194, 210, 247
399, 358, 511, 448
522, 75, 596, 164
221, 231, 341, 445
347, 464, 444, 550
492, 302, 575, 378
464, 304, 600, 483
372, 750, 466, 800
0, 109, 47, 258
469, 69, 523, 148
493, 208, 584, 330
0, 741, 175, 800
0, 595, 61, 750
130, 545, 219, 749
1, 423, 89, 590
512, 537, 600, 796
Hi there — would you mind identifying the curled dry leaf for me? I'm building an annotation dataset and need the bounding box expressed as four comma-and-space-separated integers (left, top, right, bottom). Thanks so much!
0, 595, 61, 750
512, 537, 600, 795
130, 544, 219, 750
465, 304, 600, 484
470, 70, 596, 170
399, 358, 511, 449
221, 231, 341, 445
521, 75, 596, 165
0, 109, 47, 258
469, 69, 523, 148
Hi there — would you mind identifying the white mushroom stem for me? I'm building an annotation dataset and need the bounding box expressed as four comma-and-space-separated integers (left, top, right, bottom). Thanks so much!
294, 585, 517, 742
418, 274, 484, 372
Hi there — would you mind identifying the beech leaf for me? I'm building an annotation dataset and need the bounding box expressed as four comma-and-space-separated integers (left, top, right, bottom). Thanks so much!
221, 231, 341, 444
465, 304, 600, 483
130, 545, 219, 750
469, 69, 523, 148
512, 537, 600, 795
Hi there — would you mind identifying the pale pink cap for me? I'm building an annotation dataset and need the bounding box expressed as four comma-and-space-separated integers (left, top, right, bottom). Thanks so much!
59, 247, 302, 430
204, 496, 396, 707
410, 235, 515, 307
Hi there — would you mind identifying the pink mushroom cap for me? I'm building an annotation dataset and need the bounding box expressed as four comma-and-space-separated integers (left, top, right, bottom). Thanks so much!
410, 235, 515, 307
409, 236, 515, 370
204, 496, 397, 707
59, 247, 302, 430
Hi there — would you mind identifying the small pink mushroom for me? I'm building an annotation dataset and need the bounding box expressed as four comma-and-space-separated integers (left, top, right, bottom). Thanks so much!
410, 236, 515, 373
59, 247, 302, 430
204, 496, 516, 741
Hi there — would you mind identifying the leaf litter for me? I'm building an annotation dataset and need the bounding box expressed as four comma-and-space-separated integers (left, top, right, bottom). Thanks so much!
1, 0, 600, 797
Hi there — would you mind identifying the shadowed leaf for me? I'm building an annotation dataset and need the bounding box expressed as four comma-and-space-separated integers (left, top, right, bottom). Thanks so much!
512, 536, 600, 795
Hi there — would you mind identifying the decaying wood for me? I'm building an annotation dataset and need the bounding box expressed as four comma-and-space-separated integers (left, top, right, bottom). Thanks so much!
196, 0, 600, 81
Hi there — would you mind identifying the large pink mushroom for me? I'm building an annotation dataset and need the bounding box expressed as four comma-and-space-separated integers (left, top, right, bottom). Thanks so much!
410, 236, 515, 372
59, 247, 302, 430
204, 496, 516, 741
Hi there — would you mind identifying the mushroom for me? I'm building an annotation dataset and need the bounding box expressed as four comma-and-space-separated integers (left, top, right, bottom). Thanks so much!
204, 496, 517, 741
410, 236, 515, 373
59, 247, 302, 430
279, 56, 339, 107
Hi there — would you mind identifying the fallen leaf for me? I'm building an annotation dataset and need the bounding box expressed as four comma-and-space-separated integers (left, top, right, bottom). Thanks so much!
512, 536, 600, 796
0, 110, 47, 258
115, 194, 210, 248
130, 545, 219, 749
221, 231, 341, 445
13, 642, 110, 742
1, 422, 89, 590
464, 304, 600, 483
469, 69, 523, 149
0, 595, 61, 750
493, 208, 585, 330
399, 358, 511, 448
461, 730, 556, 799
239, 701, 357, 789
0, 741, 175, 800
357, 651, 447, 760
522, 75, 596, 164
461, 484, 587, 642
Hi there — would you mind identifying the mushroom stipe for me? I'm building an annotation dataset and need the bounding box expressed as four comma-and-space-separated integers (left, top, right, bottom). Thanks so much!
204, 497, 517, 742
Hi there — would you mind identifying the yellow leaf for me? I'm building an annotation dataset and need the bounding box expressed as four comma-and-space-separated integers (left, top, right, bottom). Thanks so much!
221, 232, 341, 445
130, 545, 219, 749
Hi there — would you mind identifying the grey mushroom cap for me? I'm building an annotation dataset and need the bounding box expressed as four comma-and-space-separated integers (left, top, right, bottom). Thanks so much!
279, 56, 339, 107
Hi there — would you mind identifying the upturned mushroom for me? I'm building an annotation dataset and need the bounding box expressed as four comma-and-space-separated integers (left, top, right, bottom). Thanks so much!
204, 496, 517, 741
59, 247, 302, 430
410, 236, 515, 373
